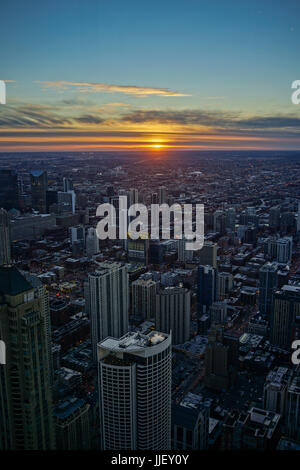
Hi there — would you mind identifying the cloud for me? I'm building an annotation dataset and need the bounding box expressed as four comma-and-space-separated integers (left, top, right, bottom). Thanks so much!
75, 114, 105, 124
121, 109, 300, 131
35, 80, 191, 97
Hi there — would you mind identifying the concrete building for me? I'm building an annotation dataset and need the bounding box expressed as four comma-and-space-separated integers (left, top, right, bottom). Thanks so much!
156, 287, 191, 345
86, 262, 128, 360
0, 208, 11, 266
131, 278, 157, 320
54, 397, 91, 450
98, 330, 171, 450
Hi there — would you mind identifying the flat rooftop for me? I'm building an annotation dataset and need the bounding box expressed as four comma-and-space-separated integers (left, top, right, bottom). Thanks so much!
99, 330, 169, 353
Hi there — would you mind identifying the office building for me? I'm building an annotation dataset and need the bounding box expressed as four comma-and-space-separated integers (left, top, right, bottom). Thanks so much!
286, 371, 300, 442
86, 227, 99, 258
98, 330, 171, 450
177, 238, 193, 263
271, 285, 300, 349
216, 272, 233, 300
156, 287, 191, 345
204, 325, 229, 391
0, 266, 55, 449
0, 208, 11, 266
0, 169, 19, 210
172, 395, 209, 450
131, 278, 157, 320
241, 407, 281, 450
30, 170, 48, 213
197, 265, 216, 316
258, 262, 278, 316
54, 397, 91, 450
196, 242, 217, 269
276, 237, 292, 264
63, 177, 74, 192
263, 367, 290, 415
86, 262, 128, 360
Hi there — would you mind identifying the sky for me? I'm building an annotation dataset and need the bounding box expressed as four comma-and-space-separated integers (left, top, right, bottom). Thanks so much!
1, 0, 300, 152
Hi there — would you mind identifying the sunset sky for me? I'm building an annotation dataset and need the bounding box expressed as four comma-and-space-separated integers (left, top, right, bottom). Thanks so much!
1, 0, 300, 151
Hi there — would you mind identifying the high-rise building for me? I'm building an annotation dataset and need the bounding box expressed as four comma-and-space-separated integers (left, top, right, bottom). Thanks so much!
225, 207, 236, 231
197, 265, 216, 316
241, 407, 281, 450
196, 241, 217, 269
86, 227, 99, 258
131, 278, 157, 320
271, 285, 300, 349
86, 262, 128, 360
213, 210, 226, 234
69, 225, 85, 247
276, 237, 293, 264
172, 394, 209, 450
30, 170, 48, 213
54, 397, 91, 450
216, 272, 233, 300
286, 370, 300, 442
0, 266, 55, 449
297, 201, 300, 233
0, 208, 11, 266
0, 169, 19, 210
98, 330, 171, 450
58, 190, 76, 214
258, 262, 279, 316
177, 238, 193, 263
156, 286, 191, 345
204, 325, 229, 391
127, 238, 149, 265
158, 186, 167, 205
63, 177, 74, 193
263, 367, 290, 415
129, 188, 139, 206
269, 207, 281, 230
210, 301, 228, 325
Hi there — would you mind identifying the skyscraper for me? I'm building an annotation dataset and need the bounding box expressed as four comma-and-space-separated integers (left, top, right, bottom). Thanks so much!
30, 170, 48, 213
204, 325, 229, 391
158, 186, 167, 205
196, 241, 217, 269
86, 262, 128, 360
0, 169, 19, 210
297, 201, 300, 233
98, 330, 171, 450
131, 278, 157, 320
286, 370, 300, 442
197, 265, 216, 316
258, 262, 279, 316
216, 272, 233, 300
86, 227, 99, 258
276, 237, 293, 264
0, 266, 55, 449
271, 285, 300, 349
155, 287, 191, 345
0, 208, 11, 266
54, 397, 91, 450
177, 238, 193, 263
63, 177, 74, 192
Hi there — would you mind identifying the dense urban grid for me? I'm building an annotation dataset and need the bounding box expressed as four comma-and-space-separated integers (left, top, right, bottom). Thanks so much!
0, 150, 300, 451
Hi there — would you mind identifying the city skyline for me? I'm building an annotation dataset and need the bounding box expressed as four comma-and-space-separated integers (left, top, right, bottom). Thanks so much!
1, 0, 300, 152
